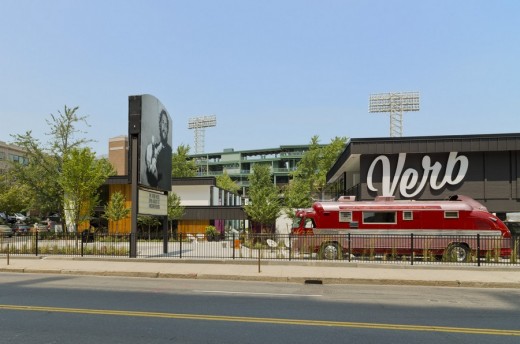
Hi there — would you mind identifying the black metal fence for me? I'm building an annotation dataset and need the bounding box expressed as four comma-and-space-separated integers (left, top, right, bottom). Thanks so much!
1, 232, 519, 266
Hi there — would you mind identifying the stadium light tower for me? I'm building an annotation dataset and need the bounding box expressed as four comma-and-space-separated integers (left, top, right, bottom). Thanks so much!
369, 92, 420, 137
188, 115, 217, 154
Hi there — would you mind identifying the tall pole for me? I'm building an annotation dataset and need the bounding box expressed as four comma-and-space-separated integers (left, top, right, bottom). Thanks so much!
130, 135, 139, 258
188, 115, 217, 154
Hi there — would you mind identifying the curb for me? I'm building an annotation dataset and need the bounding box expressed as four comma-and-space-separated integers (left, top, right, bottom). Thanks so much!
1, 266, 519, 289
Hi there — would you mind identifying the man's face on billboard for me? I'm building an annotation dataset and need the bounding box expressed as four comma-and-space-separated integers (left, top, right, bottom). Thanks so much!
159, 112, 168, 142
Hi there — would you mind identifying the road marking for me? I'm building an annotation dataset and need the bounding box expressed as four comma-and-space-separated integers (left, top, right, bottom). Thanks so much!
193, 290, 323, 297
1, 304, 519, 337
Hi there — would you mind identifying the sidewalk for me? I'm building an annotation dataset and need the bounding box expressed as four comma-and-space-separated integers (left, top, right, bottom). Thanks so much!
1, 256, 520, 288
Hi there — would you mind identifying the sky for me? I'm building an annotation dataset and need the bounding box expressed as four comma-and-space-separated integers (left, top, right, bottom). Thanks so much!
1, 0, 519, 157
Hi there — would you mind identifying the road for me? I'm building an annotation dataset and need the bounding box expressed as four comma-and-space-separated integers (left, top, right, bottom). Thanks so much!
0, 273, 519, 343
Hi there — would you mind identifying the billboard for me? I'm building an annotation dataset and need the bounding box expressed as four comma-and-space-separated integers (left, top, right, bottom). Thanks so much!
128, 94, 172, 192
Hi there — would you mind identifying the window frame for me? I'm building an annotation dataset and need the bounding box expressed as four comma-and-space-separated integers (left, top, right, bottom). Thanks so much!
339, 211, 352, 223
444, 211, 459, 219
403, 211, 413, 221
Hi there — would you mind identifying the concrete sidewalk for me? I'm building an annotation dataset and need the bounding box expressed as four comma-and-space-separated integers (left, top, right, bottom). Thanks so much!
1, 256, 520, 288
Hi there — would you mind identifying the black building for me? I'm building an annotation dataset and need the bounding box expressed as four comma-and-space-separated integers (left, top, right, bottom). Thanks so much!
326, 133, 520, 217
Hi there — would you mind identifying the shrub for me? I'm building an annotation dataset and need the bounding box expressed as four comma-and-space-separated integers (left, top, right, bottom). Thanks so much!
205, 226, 219, 241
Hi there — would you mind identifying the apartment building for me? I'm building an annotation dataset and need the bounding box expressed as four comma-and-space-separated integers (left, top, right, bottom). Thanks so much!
189, 145, 319, 195
0, 140, 28, 174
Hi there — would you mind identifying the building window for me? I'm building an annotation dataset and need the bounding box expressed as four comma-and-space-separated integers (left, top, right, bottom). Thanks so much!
363, 211, 396, 224
9, 154, 28, 165
444, 211, 459, 219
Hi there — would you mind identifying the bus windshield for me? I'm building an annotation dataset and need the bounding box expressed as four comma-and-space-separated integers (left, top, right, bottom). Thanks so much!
292, 217, 302, 229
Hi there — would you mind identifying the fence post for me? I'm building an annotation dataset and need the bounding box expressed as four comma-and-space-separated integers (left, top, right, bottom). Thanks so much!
348, 233, 351, 262
179, 233, 183, 259
288, 233, 292, 261
128, 233, 133, 258
232, 233, 235, 260
477, 234, 480, 267
81, 232, 84, 257
258, 242, 261, 273
163, 218, 168, 255
410, 233, 414, 265
35, 232, 39, 257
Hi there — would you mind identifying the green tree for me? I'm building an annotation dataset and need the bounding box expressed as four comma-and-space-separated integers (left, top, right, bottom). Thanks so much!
171, 144, 197, 177
0, 170, 33, 214
10, 105, 93, 228
167, 192, 185, 238
317, 136, 348, 195
216, 171, 240, 194
244, 164, 281, 234
286, 135, 347, 209
283, 177, 312, 214
104, 191, 131, 234
137, 215, 161, 240
59, 147, 114, 232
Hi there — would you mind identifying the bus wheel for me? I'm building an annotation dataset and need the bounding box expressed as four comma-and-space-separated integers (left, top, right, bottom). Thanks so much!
446, 243, 470, 262
320, 242, 340, 260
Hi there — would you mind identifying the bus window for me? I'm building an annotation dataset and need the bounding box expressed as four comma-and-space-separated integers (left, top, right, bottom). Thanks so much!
292, 217, 302, 229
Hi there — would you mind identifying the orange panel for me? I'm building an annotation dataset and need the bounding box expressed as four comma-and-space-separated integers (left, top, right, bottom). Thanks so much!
107, 184, 132, 234
178, 220, 209, 234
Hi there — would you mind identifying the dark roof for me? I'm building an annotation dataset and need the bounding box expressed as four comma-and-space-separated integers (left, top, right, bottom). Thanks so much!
106, 176, 217, 186
327, 133, 520, 182
106, 176, 130, 184
183, 206, 247, 220
172, 177, 216, 186
189, 144, 322, 158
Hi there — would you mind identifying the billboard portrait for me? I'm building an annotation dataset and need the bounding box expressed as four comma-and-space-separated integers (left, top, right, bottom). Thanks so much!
133, 94, 172, 192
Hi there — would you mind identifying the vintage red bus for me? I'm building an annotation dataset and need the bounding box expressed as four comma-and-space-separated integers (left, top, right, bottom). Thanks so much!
292, 195, 512, 261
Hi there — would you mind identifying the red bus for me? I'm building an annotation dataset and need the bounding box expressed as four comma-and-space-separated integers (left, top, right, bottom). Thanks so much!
292, 195, 512, 262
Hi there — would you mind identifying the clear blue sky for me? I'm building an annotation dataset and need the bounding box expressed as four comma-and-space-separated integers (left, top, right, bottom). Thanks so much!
1, 0, 519, 156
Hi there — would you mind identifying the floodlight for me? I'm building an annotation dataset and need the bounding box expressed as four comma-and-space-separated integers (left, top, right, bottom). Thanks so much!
188, 115, 217, 154
369, 92, 420, 137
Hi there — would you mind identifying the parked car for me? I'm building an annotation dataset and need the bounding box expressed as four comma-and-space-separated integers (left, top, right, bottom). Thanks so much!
0, 224, 13, 237
505, 221, 520, 237
47, 213, 61, 223
14, 213, 27, 222
8, 213, 27, 223
12, 224, 32, 235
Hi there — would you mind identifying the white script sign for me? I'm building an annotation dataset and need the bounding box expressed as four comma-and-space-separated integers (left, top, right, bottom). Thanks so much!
367, 152, 469, 197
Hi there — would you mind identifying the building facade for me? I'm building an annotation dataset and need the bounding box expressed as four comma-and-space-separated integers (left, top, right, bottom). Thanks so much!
106, 137, 246, 234
0, 140, 28, 174
108, 135, 128, 176
190, 145, 319, 195
326, 133, 520, 217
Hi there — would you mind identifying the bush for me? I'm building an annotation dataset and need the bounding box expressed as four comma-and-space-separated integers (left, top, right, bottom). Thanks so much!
205, 225, 219, 241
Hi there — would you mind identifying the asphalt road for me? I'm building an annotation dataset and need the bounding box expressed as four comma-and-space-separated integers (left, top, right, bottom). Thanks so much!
0, 273, 519, 343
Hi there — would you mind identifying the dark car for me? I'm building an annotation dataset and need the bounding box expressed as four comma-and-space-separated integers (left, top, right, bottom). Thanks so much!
12, 224, 32, 235
505, 221, 520, 237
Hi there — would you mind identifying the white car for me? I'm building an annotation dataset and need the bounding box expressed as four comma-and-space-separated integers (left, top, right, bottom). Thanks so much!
9, 213, 27, 222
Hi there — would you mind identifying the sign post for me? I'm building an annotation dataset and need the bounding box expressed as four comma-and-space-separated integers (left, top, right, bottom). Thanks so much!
127, 94, 172, 258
